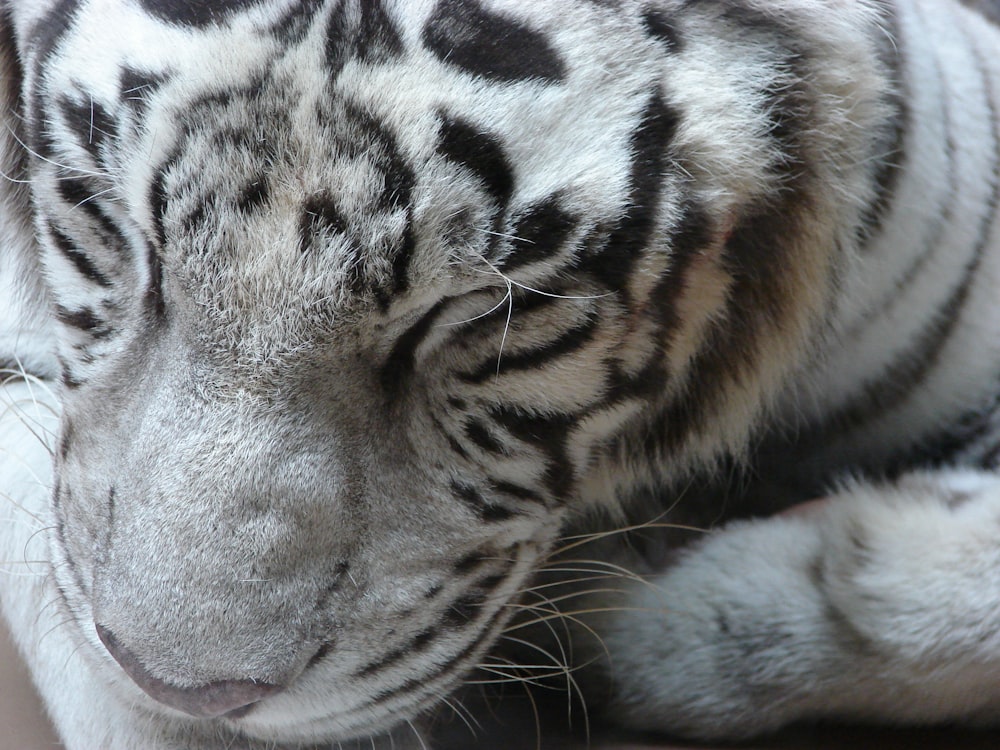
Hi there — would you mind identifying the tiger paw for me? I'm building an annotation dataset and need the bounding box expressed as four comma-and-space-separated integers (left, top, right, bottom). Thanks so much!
582, 471, 1000, 739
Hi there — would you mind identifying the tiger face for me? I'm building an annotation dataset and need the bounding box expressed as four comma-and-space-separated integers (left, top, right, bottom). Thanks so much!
19, 0, 887, 742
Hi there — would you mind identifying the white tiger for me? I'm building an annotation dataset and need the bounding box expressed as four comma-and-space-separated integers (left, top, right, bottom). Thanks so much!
1, 0, 999, 747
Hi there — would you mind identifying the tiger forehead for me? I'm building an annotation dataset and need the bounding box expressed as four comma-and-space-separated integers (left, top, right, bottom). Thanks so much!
163, 86, 414, 253
143, 0, 588, 314
39, 0, 693, 361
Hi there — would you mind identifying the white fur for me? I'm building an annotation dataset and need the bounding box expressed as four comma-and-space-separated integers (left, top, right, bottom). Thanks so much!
589, 471, 1000, 739
2, 0, 1000, 747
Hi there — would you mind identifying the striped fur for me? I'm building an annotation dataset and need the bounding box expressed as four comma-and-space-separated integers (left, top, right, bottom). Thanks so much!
0, 0, 999, 747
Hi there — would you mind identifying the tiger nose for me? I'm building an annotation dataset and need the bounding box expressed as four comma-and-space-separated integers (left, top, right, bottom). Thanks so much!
95, 624, 283, 718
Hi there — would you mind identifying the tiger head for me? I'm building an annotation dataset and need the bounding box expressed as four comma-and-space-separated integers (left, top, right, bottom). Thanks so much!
14, 0, 886, 742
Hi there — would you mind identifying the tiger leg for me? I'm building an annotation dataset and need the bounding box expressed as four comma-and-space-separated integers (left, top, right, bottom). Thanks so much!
584, 470, 1000, 740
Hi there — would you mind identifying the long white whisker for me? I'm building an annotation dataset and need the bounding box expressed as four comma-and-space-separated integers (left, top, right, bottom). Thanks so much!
435, 292, 510, 328
4, 124, 108, 179
468, 259, 612, 301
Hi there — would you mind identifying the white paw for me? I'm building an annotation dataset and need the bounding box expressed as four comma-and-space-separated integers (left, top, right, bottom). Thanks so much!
588, 513, 829, 739
820, 470, 1000, 665
584, 470, 1000, 738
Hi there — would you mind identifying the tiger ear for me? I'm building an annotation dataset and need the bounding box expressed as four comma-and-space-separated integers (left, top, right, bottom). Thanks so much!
0, 8, 57, 380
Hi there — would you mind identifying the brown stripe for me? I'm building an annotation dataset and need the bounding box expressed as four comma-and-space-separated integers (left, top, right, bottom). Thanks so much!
857, 1, 911, 248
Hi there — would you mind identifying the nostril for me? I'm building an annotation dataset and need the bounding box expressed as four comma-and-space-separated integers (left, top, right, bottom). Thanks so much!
95, 623, 283, 718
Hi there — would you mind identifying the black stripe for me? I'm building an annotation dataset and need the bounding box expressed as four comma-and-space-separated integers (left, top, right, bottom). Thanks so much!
378, 150, 415, 210
896, 386, 1000, 470
210, 124, 260, 151
814, 25, 1000, 446
27, 0, 79, 149
299, 193, 348, 253
434, 416, 470, 461
580, 91, 680, 295
501, 197, 579, 272
437, 115, 515, 210
145, 243, 166, 321
370, 602, 509, 706
49, 225, 112, 287
464, 418, 508, 456
57, 94, 116, 162
423, 584, 443, 600
55, 305, 113, 338
57, 176, 122, 247
236, 176, 270, 214
102, 487, 116, 558
355, 628, 436, 679
423, 0, 566, 84
604, 354, 667, 406
642, 8, 684, 51
326, 0, 404, 76
489, 478, 548, 506
856, 3, 909, 247
651, 199, 714, 332
325, 0, 354, 76
136, 0, 249, 27
270, 0, 324, 42
811, 241, 990, 446
148, 145, 181, 249
712, 0, 805, 48
450, 480, 518, 522
306, 642, 332, 670
53, 484, 93, 596
983, 439, 1000, 469
58, 419, 73, 460
59, 358, 82, 389
760, 59, 811, 180
844, 51, 957, 338
442, 592, 486, 629
119, 67, 166, 116
313, 560, 351, 613
460, 315, 598, 384
180, 202, 207, 235
380, 301, 446, 395
357, 0, 404, 63
389, 216, 416, 297
28, 0, 78, 70
488, 405, 575, 499
454, 551, 489, 574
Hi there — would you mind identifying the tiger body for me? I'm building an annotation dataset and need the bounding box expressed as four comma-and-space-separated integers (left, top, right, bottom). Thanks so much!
0, 0, 999, 747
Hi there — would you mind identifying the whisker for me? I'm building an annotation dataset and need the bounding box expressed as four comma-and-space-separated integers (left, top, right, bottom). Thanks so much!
549, 519, 708, 558
404, 719, 430, 750
516, 586, 628, 608
440, 694, 481, 738
467, 261, 612, 301
4, 123, 109, 179
0, 489, 47, 526
71, 184, 116, 209
504, 605, 658, 632
498, 634, 591, 741
516, 572, 631, 594
435, 290, 510, 328
469, 665, 574, 688
533, 559, 669, 596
